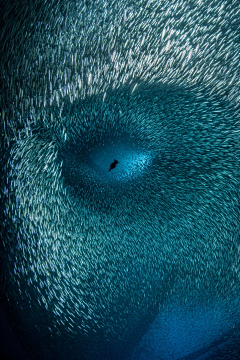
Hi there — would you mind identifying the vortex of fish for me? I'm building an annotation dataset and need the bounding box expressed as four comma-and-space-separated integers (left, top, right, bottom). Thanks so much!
0, 1, 240, 360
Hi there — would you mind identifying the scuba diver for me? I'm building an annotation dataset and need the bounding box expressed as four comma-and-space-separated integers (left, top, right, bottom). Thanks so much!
108, 159, 119, 172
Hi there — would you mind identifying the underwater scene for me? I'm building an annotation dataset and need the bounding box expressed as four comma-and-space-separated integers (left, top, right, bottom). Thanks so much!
0, 0, 240, 359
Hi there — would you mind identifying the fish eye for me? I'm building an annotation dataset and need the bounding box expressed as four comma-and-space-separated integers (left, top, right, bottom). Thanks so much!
57, 84, 159, 209
55, 82, 237, 215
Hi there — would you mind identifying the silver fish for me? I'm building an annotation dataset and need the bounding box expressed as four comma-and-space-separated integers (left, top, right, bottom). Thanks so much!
0, 1, 240, 360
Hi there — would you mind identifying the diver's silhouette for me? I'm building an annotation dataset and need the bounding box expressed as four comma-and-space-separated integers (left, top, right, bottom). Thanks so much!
108, 159, 119, 172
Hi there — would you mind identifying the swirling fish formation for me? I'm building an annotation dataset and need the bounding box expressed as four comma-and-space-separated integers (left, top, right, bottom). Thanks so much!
0, 0, 240, 359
